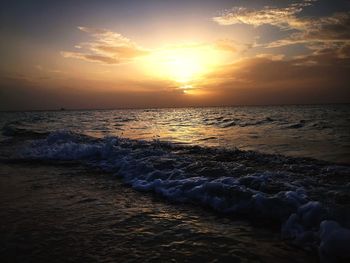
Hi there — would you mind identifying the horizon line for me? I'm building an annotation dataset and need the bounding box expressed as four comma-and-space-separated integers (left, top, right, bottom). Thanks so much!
1, 102, 349, 113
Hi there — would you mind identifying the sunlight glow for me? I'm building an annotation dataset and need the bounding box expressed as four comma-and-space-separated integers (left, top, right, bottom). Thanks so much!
159, 48, 205, 83
180, 84, 196, 95
143, 45, 225, 85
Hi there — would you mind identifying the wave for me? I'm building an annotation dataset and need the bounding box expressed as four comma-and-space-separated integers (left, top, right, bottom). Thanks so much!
114, 116, 136, 122
285, 120, 306, 129
17, 130, 350, 262
1, 122, 49, 138
205, 116, 334, 131
204, 116, 276, 128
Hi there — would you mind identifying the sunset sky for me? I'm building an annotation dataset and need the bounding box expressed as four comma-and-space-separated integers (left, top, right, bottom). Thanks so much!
1, 0, 349, 110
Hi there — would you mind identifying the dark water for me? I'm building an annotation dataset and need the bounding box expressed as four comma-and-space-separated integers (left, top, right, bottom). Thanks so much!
0, 105, 349, 262
0, 163, 314, 263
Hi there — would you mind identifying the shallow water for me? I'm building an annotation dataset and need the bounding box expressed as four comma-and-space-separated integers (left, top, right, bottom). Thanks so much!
0, 163, 315, 263
1, 104, 349, 163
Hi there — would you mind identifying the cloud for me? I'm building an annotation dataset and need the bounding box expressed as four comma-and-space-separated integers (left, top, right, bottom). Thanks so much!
0, 74, 195, 111
266, 12, 350, 48
212, 1, 313, 30
2, 45, 350, 110
255, 53, 285, 61
198, 47, 350, 105
339, 43, 350, 58
35, 65, 63, 74
213, 1, 350, 52
304, 12, 350, 40
62, 26, 243, 66
61, 27, 149, 65
214, 39, 238, 52
61, 51, 119, 64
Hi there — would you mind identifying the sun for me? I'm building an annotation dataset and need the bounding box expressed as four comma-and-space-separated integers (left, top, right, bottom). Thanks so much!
142, 44, 224, 85
157, 48, 206, 83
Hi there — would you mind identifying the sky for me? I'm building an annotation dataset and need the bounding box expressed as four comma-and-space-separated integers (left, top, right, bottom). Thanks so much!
0, 0, 349, 110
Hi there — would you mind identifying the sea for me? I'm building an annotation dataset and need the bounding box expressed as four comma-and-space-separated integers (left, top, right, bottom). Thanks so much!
0, 104, 349, 262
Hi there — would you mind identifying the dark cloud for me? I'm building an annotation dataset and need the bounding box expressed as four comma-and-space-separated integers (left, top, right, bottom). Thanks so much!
199, 49, 350, 105
0, 74, 195, 111
267, 12, 350, 48
302, 12, 350, 41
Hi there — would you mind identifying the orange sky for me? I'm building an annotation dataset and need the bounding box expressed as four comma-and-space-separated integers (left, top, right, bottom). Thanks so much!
1, 0, 349, 110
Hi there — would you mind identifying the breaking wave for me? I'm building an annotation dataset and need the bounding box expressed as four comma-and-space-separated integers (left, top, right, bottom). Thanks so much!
17, 130, 350, 262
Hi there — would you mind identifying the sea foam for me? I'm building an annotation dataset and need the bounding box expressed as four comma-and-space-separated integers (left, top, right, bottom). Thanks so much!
19, 130, 350, 262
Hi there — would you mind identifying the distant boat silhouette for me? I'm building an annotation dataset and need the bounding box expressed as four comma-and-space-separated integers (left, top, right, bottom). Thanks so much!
60, 107, 66, 111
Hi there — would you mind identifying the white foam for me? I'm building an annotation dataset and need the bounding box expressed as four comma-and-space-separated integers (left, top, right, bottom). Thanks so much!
19, 130, 350, 261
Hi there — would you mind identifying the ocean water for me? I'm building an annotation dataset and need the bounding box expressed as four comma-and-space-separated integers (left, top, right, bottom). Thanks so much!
1, 104, 350, 163
1, 104, 350, 262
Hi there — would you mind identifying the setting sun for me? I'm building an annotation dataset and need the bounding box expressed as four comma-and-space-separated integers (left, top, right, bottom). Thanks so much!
161, 50, 203, 83
142, 45, 225, 85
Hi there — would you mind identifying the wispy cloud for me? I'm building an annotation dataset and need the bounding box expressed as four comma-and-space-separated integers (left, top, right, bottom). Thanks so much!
213, 1, 313, 30
266, 12, 350, 49
35, 65, 63, 74
214, 39, 238, 52
61, 52, 120, 64
62, 27, 242, 65
61, 27, 149, 65
213, 0, 350, 53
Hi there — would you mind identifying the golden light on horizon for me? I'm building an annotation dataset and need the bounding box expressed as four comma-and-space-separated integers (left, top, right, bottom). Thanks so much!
180, 84, 195, 95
